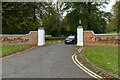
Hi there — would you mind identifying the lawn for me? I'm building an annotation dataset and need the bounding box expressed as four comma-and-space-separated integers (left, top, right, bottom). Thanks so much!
0, 40, 64, 56
1, 45, 34, 56
84, 45, 118, 75
106, 31, 118, 34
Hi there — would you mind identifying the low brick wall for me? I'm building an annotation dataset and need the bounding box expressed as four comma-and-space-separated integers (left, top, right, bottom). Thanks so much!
0, 30, 119, 46
84, 31, 120, 46
0, 31, 38, 45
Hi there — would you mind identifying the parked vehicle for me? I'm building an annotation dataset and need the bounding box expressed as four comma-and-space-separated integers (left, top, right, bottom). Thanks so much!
65, 36, 77, 44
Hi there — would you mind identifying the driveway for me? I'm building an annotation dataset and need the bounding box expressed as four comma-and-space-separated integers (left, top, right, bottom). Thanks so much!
2, 43, 93, 78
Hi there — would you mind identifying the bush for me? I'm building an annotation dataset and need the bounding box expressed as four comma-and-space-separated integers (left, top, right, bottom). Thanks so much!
45, 35, 52, 38
45, 37, 66, 40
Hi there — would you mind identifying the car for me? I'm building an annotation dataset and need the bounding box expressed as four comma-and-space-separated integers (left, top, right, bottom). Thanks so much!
65, 36, 77, 44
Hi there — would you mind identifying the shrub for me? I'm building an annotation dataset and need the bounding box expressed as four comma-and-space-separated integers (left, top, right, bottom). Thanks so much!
45, 37, 66, 40
45, 35, 52, 38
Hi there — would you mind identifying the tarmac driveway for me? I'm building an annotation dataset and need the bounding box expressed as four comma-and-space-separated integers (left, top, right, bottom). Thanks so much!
2, 43, 93, 78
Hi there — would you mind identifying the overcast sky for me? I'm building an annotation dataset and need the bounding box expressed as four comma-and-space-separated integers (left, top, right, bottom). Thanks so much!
102, 0, 116, 12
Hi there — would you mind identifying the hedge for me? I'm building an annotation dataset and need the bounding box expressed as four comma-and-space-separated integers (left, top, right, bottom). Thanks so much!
45, 37, 66, 40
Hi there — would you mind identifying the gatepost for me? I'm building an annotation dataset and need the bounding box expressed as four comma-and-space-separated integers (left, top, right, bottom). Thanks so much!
38, 28, 45, 46
77, 26, 83, 46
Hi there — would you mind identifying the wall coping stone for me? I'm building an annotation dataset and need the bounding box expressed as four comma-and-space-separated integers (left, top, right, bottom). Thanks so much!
84, 31, 119, 36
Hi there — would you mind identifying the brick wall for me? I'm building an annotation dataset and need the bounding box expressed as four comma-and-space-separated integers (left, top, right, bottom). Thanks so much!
0, 30, 119, 46
0, 31, 38, 45
83, 31, 119, 46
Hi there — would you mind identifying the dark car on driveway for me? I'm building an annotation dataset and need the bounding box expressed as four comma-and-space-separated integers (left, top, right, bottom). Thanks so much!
65, 36, 77, 44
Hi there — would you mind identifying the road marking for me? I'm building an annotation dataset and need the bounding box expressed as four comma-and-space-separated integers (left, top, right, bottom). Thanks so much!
78, 47, 83, 53
72, 54, 103, 79
75, 55, 103, 79
72, 54, 98, 78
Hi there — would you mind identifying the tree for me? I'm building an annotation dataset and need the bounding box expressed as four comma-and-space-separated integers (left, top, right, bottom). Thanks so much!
41, 2, 65, 36
63, 2, 111, 34
113, 1, 120, 34
2, 2, 55, 34
107, 1, 120, 34
106, 17, 117, 32
2, 2, 40, 34
2, 2, 65, 36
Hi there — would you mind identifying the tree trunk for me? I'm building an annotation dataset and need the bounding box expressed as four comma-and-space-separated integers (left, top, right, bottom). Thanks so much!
33, 4, 36, 21
117, 25, 120, 34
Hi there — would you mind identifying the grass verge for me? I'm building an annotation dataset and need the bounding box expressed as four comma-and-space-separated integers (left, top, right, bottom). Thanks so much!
1, 45, 34, 56
84, 45, 118, 75
1, 40, 64, 57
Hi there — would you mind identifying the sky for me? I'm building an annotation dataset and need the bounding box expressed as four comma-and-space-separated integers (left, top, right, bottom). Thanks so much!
102, 0, 116, 12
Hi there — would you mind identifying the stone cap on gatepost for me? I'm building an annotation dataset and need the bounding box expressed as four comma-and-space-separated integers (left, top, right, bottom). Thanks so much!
77, 26, 83, 29
38, 27, 44, 30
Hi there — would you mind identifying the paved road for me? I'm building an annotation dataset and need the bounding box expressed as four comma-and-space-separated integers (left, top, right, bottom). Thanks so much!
2, 43, 93, 78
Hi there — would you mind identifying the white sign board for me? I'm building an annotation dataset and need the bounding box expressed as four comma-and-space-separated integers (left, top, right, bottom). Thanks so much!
38, 28, 45, 46
77, 26, 83, 46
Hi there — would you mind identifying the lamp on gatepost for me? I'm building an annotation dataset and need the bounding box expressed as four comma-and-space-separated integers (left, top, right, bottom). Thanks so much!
79, 20, 81, 25
77, 20, 83, 46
